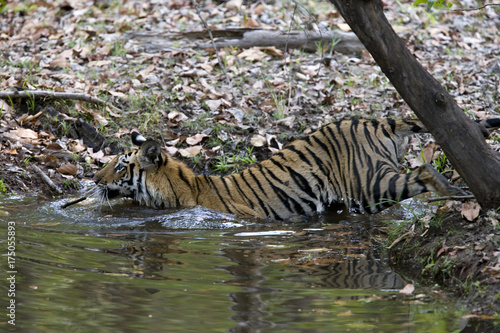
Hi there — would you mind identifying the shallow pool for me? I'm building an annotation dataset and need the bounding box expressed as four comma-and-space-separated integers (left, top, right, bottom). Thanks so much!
0, 194, 471, 332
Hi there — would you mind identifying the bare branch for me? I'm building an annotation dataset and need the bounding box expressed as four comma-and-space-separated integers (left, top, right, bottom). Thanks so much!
0, 90, 122, 114
31, 165, 63, 195
451, 3, 500, 12
428, 195, 475, 202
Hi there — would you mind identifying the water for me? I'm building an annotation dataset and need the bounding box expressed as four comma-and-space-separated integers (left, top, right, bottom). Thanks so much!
0, 194, 470, 332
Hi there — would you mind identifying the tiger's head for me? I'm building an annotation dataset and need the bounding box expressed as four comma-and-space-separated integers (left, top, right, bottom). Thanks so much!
93, 131, 168, 207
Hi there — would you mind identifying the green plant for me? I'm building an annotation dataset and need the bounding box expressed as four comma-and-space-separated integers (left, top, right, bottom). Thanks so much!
191, 154, 202, 166
413, 0, 453, 10
432, 152, 454, 174
62, 178, 81, 190
0, 179, 7, 193
25, 91, 36, 112
111, 40, 128, 57
212, 155, 236, 174
59, 120, 71, 136
21, 156, 32, 166
211, 147, 257, 174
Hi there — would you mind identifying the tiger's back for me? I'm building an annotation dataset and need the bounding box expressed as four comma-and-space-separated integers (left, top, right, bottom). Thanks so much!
94, 118, 466, 221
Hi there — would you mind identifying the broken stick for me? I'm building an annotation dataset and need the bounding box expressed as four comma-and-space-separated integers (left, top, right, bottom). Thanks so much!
31, 165, 63, 195
61, 197, 87, 209
0, 90, 122, 114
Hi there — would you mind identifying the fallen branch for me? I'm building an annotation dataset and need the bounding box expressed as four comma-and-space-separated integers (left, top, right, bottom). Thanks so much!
428, 195, 475, 203
197, 29, 364, 53
451, 3, 500, 12
31, 164, 63, 195
125, 29, 364, 54
0, 90, 122, 114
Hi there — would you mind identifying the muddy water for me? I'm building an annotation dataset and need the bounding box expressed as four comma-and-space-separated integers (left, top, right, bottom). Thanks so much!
1, 194, 469, 332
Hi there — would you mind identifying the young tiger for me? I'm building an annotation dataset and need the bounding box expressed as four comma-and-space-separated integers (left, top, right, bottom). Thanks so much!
93, 118, 498, 221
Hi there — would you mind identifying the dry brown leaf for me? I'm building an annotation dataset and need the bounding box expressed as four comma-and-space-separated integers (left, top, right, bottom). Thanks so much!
18, 111, 43, 124
250, 135, 266, 147
88, 60, 112, 67
88, 149, 105, 162
87, 109, 109, 126
484, 216, 499, 227
48, 56, 70, 68
165, 146, 178, 155
253, 3, 266, 15
337, 23, 351, 32
45, 142, 63, 151
205, 99, 223, 112
244, 17, 259, 28
138, 64, 155, 80
109, 91, 128, 100
482, 266, 500, 277
57, 163, 78, 175
238, 47, 266, 62
300, 64, 321, 77
68, 140, 86, 153
168, 111, 188, 122
0, 99, 13, 113
399, 283, 415, 295
436, 246, 450, 258
179, 145, 203, 157
186, 133, 209, 145
8, 128, 38, 140
33, 154, 59, 168
225, 0, 243, 10
461, 201, 481, 221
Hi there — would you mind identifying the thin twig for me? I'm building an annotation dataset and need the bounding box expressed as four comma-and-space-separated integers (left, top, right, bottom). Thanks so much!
451, 3, 500, 12
61, 196, 87, 209
31, 164, 63, 194
284, 3, 298, 114
191, 0, 235, 101
387, 230, 414, 249
0, 90, 122, 114
428, 195, 475, 202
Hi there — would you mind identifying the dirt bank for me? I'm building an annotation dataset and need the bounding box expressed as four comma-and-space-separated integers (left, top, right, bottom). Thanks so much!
388, 209, 500, 319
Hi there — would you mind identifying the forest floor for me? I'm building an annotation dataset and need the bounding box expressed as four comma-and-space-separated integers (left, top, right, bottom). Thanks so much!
1, 0, 500, 320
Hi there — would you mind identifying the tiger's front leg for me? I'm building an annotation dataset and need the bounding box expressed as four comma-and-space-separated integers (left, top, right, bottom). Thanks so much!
367, 163, 465, 213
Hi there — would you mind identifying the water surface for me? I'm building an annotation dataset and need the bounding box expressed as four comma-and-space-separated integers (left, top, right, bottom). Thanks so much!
0, 194, 469, 332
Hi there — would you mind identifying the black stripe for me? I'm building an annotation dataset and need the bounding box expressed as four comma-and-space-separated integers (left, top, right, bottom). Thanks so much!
325, 124, 350, 198
403, 119, 425, 133
178, 166, 191, 186
262, 165, 308, 216
127, 163, 136, 186
319, 126, 344, 196
206, 176, 233, 213
303, 145, 329, 191
218, 178, 251, 216
244, 168, 278, 218
285, 165, 317, 201
387, 118, 396, 132
286, 145, 313, 166
229, 175, 256, 210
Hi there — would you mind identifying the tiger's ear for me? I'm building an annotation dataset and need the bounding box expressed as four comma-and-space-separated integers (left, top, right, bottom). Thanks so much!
131, 130, 147, 147
137, 140, 162, 169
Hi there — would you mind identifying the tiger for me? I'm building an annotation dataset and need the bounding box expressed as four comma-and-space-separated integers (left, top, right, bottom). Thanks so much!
93, 118, 500, 221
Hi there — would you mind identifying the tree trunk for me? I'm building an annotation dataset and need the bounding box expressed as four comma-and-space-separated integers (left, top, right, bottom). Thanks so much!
328, 0, 500, 210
